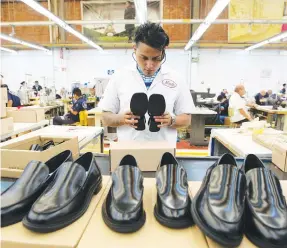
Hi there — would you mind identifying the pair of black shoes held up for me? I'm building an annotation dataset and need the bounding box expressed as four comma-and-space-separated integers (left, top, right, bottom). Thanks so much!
102, 152, 194, 233
1, 151, 102, 233
192, 153, 287, 248
130, 93, 166, 132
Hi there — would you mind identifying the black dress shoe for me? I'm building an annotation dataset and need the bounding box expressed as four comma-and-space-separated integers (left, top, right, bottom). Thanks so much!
154, 152, 193, 229
191, 153, 246, 247
42, 140, 55, 150
1, 150, 73, 227
22, 152, 102, 233
243, 154, 287, 248
102, 155, 146, 233
29, 144, 43, 151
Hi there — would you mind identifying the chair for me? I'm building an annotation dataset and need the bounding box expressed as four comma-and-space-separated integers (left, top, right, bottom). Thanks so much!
70, 110, 88, 126
228, 107, 240, 128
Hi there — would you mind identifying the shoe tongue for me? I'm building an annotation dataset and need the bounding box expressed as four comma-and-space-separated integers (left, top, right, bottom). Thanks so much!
112, 165, 143, 212
207, 164, 245, 222
156, 164, 189, 210
1, 161, 49, 208
32, 162, 86, 213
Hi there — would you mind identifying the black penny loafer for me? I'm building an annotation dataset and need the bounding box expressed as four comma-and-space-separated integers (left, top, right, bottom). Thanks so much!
243, 154, 287, 248
1, 150, 72, 227
102, 155, 146, 233
191, 153, 246, 247
22, 152, 102, 233
154, 152, 193, 229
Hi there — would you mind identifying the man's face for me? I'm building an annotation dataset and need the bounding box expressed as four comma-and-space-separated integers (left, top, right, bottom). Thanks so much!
73, 94, 79, 100
260, 90, 266, 96
239, 87, 246, 96
125, 2, 130, 8
134, 42, 163, 76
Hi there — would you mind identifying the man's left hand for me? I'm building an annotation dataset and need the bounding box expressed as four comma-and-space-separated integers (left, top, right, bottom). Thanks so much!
154, 112, 172, 128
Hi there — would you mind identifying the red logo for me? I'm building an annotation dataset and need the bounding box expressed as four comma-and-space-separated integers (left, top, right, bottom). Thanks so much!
162, 79, 177, 88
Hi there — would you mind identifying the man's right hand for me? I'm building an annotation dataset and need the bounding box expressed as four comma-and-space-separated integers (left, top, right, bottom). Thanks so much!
123, 111, 140, 128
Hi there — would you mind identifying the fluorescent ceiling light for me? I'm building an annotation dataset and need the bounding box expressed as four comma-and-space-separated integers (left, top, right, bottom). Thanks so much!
21, 0, 103, 50
185, 0, 230, 51
0, 33, 50, 53
245, 31, 287, 51
0, 46, 18, 54
134, 0, 147, 24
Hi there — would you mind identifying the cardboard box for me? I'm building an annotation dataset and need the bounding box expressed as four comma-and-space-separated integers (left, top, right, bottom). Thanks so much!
1, 176, 110, 248
189, 181, 287, 248
1, 87, 8, 103
1, 168, 23, 178
0, 136, 79, 171
110, 141, 176, 172
1, 104, 7, 118
0, 117, 14, 135
272, 141, 287, 172
7, 109, 45, 123
77, 178, 208, 248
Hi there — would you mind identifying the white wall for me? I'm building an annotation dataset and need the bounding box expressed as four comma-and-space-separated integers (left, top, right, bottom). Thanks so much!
1, 48, 286, 97
0, 49, 190, 92
191, 49, 287, 97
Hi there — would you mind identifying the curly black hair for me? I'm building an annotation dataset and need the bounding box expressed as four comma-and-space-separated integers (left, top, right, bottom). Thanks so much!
72, 87, 82, 97
134, 22, 169, 51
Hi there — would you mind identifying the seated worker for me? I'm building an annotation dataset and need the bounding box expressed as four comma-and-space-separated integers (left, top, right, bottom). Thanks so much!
217, 95, 229, 124
254, 90, 268, 106
32, 81, 43, 92
1, 84, 21, 107
220, 89, 228, 99
280, 83, 286, 94
229, 84, 253, 124
53, 88, 87, 125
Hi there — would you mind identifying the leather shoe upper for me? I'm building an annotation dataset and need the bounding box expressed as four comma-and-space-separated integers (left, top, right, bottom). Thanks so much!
1, 150, 72, 226
107, 155, 144, 222
244, 154, 287, 247
194, 153, 246, 239
25, 152, 102, 225
155, 152, 190, 219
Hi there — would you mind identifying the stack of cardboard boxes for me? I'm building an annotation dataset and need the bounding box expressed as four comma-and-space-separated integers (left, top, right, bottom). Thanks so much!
1, 88, 14, 136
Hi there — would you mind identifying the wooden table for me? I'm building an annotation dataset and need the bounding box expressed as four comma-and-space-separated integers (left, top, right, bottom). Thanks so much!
209, 128, 282, 159
250, 105, 287, 131
0, 120, 49, 142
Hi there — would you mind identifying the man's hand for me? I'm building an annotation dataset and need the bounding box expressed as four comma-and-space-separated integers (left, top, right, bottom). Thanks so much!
123, 111, 140, 128
154, 112, 172, 128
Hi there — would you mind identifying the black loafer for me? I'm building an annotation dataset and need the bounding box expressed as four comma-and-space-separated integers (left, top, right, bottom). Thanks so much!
130, 93, 148, 131
22, 152, 102, 233
148, 94, 166, 132
1, 150, 72, 227
191, 153, 246, 247
102, 155, 146, 233
154, 152, 193, 229
243, 154, 287, 248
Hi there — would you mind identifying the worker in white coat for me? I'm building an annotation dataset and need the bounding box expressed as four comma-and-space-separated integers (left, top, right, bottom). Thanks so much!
99, 22, 195, 144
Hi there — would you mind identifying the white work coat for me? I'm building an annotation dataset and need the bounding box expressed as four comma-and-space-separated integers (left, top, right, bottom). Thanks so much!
99, 65, 195, 144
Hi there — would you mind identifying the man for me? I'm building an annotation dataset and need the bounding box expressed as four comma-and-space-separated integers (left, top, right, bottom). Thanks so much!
220, 89, 228, 99
216, 95, 229, 124
19, 81, 26, 90
53, 88, 87, 125
124, 1, 136, 42
99, 22, 194, 144
32, 81, 43, 92
229, 85, 253, 124
1, 84, 21, 107
280, 83, 286, 94
254, 90, 268, 106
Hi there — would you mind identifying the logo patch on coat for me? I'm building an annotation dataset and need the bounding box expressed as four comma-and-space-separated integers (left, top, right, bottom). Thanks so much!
162, 79, 177, 88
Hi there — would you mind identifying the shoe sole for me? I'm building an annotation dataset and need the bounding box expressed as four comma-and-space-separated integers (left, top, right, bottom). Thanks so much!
101, 197, 146, 233
245, 231, 287, 248
191, 195, 242, 248
1, 212, 27, 227
22, 177, 102, 233
153, 205, 193, 229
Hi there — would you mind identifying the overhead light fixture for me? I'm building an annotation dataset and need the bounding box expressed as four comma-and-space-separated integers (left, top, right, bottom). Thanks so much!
134, 0, 147, 24
0, 46, 18, 54
21, 0, 103, 50
185, 0, 230, 51
0, 33, 51, 53
245, 31, 287, 51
